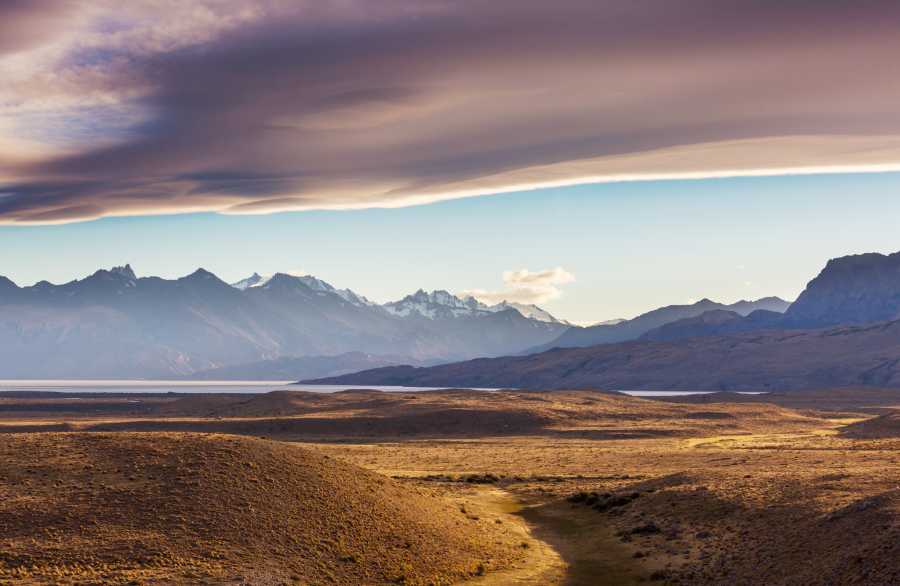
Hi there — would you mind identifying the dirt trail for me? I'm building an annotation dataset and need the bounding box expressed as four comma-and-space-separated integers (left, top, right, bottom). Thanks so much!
459, 487, 649, 586
456, 487, 565, 585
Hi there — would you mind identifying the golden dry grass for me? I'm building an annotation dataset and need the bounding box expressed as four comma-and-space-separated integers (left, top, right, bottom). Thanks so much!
302, 429, 900, 585
0, 432, 525, 585
3, 389, 900, 585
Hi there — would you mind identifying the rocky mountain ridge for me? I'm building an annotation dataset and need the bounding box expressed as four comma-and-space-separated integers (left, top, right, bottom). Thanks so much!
0, 266, 568, 378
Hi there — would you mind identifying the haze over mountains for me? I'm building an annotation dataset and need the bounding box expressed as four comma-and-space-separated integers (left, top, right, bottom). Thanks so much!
5, 251, 897, 385
0, 266, 569, 378
0, 262, 794, 379
527, 296, 791, 352
313, 251, 900, 391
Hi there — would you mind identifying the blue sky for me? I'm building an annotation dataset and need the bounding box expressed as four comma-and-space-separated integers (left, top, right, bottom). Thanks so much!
3, 171, 899, 325
4, 2, 900, 326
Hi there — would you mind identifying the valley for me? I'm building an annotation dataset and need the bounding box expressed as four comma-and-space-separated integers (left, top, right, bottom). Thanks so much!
3, 387, 900, 585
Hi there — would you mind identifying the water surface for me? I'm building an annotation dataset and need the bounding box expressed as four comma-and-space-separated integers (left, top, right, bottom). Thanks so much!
0, 381, 768, 396
0, 380, 489, 394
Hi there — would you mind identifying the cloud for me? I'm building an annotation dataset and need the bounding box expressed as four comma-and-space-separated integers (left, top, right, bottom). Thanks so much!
3, 1, 900, 224
463, 268, 575, 306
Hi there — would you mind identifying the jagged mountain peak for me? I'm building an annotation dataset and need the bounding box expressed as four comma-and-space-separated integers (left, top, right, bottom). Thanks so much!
231, 272, 265, 290
786, 251, 900, 326
233, 272, 373, 307
0, 266, 570, 377
177, 268, 233, 291
85, 264, 137, 285
232, 272, 336, 292
489, 301, 570, 325
186, 268, 217, 279
386, 289, 483, 319
111, 264, 136, 280
386, 290, 568, 324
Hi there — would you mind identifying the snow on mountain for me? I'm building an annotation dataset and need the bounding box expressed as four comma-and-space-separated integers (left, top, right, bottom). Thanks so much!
385, 290, 465, 318
295, 275, 333, 292
0, 266, 572, 378
485, 301, 571, 325
233, 274, 567, 322
231, 273, 266, 290
335, 288, 376, 307
384, 290, 485, 319
383, 289, 568, 324
231, 272, 373, 307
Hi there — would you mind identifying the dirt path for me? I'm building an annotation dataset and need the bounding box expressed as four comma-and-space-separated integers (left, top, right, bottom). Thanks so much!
458, 487, 651, 586
456, 487, 566, 585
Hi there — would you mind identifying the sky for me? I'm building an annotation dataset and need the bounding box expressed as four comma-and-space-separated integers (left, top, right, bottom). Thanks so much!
2, 1, 900, 324
4, 171, 900, 325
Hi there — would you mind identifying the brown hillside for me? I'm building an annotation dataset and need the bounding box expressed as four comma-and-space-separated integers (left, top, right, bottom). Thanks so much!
842, 410, 900, 438
30, 390, 836, 439
310, 320, 900, 391
0, 433, 524, 585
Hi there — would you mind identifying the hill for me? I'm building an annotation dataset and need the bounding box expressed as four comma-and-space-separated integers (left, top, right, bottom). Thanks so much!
0, 389, 831, 439
0, 433, 524, 584
185, 351, 429, 381
528, 297, 790, 352
638, 309, 784, 342
310, 320, 900, 391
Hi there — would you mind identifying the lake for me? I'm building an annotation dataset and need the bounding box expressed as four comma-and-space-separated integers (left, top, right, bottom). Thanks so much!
0, 380, 766, 396
0, 380, 492, 394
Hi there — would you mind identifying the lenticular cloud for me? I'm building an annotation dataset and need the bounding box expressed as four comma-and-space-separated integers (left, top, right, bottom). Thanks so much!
3, 0, 900, 224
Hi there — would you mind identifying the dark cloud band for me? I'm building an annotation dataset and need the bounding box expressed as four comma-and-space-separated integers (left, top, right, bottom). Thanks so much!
2, 0, 900, 224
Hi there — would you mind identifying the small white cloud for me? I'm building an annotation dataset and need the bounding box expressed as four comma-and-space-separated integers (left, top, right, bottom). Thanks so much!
462, 267, 575, 305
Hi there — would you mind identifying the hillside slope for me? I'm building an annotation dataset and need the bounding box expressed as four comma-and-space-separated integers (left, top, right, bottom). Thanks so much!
310, 320, 900, 391
529, 297, 790, 352
0, 433, 524, 584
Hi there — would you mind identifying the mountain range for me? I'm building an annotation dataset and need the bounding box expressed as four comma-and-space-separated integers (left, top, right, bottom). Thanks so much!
8, 251, 894, 383
526, 296, 791, 352
0, 266, 569, 378
311, 251, 900, 390
309, 320, 900, 391
634, 252, 900, 343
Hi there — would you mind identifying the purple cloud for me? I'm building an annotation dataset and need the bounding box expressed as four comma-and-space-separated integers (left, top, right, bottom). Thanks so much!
3, 1, 900, 223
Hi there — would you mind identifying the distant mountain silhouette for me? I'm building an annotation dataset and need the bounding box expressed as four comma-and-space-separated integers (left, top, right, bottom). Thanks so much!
312, 251, 900, 391
636, 252, 900, 343
309, 319, 900, 391
784, 252, 900, 327
186, 352, 431, 381
526, 296, 791, 352
0, 267, 567, 378
638, 309, 784, 342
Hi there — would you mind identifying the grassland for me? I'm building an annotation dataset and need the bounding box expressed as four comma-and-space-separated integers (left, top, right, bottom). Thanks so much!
2, 388, 900, 584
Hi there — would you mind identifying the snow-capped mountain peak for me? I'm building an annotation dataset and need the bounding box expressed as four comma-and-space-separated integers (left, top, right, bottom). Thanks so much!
385, 289, 481, 319
335, 288, 376, 307
384, 289, 568, 324
231, 272, 373, 307
231, 275, 566, 322
487, 301, 569, 325
231, 272, 266, 290
295, 275, 334, 292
